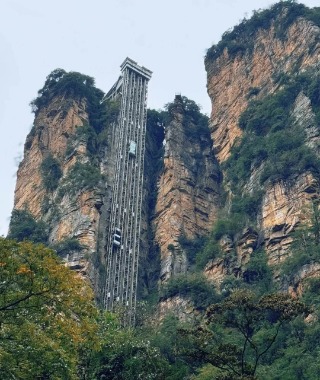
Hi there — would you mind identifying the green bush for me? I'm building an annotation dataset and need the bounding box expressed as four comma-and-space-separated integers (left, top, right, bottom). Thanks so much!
179, 235, 207, 267
231, 192, 263, 221
246, 87, 261, 99
185, 215, 244, 270
178, 221, 240, 271
24, 125, 37, 151
58, 161, 102, 197
280, 242, 320, 278
243, 249, 273, 293
195, 239, 221, 270
40, 154, 62, 191
167, 244, 175, 252
75, 124, 98, 154
41, 195, 50, 214
8, 209, 48, 244
51, 238, 84, 259
161, 273, 219, 310
165, 96, 210, 140
220, 276, 244, 296
212, 214, 244, 241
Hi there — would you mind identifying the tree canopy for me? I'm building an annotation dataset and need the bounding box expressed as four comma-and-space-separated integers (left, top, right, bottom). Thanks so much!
0, 238, 100, 379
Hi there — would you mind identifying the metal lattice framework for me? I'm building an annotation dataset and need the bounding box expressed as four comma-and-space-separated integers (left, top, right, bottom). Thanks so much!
103, 58, 152, 325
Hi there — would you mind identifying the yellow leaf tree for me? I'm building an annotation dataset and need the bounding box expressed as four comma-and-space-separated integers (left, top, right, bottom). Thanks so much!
0, 237, 100, 379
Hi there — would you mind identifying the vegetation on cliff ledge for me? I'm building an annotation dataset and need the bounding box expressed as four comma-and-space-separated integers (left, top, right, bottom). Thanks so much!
165, 95, 210, 140
40, 153, 63, 191
8, 209, 48, 244
206, 1, 320, 62
222, 71, 320, 224
30, 68, 120, 142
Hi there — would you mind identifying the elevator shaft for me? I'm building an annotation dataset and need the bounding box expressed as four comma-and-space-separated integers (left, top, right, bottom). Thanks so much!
103, 58, 152, 325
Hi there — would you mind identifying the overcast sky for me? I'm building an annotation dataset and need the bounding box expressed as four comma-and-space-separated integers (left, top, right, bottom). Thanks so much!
1, 0, 319, 236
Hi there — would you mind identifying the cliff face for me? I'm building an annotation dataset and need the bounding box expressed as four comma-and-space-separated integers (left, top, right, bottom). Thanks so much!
261, 172, 319, 265
153, 97, 221, 282
205, 16, 320, 163
203, 4, 320, 290
15, 96, 88, 217
13, 76, 222, 301
12, 4, 320, 311
14, 94, 104, 276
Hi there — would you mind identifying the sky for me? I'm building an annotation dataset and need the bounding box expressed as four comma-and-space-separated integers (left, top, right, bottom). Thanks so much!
0, 0, 319, 236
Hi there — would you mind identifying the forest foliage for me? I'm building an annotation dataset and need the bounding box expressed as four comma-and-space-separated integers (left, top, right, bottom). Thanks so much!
2, 232, 320, 379
0, 238, 99, 379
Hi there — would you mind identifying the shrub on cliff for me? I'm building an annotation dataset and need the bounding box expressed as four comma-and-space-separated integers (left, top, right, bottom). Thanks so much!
205, 1, 320, 62
30, 69, 109, 133
51, 237, 84, 259
160, 273, 219, 310
224, 72, 320, 196
58, 161, 102, 198
40, 153, 62, 191
8, 209, 48, 244
165, 96, 210, 139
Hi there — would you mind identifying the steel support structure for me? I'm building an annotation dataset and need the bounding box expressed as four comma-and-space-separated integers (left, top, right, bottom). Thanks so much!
103, 58, 152, 325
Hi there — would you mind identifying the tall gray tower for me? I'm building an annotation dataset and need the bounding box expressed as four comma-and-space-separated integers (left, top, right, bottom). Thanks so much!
103, 58, 152, 325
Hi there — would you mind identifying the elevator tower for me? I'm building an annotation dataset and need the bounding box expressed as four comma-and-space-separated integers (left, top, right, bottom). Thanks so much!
103, 58, 152, 325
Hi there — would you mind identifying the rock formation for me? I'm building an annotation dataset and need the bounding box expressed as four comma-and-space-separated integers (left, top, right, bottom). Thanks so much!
203, 3, 320, 290
14, 93, 104, 276
11, 2, 320, 312
153, 96, 221, 282
205, 13, 320, 163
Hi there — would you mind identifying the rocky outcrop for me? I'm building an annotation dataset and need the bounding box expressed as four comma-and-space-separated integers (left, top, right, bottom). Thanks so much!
237, 228, 259, 266
262, 172, 319, 265
153, 96, 221, 282
205, 228, 259, 286
15, 96, 88, 217
290, 262, 320, 296
158, 296, 198, 322
202, 6, 320, 289
205, 15, 320, 163
14, 94, 105, 276
13, 4, 320, 309
293, 92, 320, 156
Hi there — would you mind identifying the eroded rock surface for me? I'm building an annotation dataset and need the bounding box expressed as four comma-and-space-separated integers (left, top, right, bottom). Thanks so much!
14, 95, 104, 276
153, 97, 221, 282
262, 172, 319, 265
205, 17, 320, 163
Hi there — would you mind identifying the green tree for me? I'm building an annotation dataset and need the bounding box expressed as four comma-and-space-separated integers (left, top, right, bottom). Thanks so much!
0, 238, 100, 379
179, 290, 308, 379
161, 273, 219, 310
51, 237, 84, 259
88, 313, 173, 380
